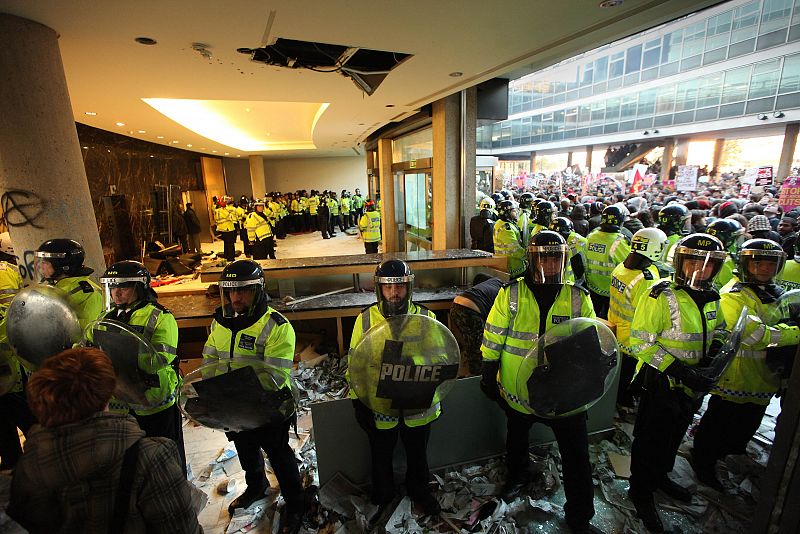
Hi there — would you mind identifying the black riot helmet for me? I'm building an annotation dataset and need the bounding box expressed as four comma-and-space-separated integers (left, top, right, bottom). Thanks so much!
218, 259, 266, 318
519, 192, 535, 210
549, 217, 574, 240
599, 205, 624, 231
738, 239, 786, 285
673, 233, 726, 291
527, 230, 569, 284
706, 218, 744, 250
100, 260, 155, 311
533, 201, 556, 227
590, 202, 605, 217
491, 192, 504, 204
374, 259, 414, 317
34, 238, 91, 282
496, 200, 519, 223
657, 204, 690, 235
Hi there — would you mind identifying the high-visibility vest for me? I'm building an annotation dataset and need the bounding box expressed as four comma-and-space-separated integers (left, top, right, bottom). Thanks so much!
245, 211, 273, 241
359, 211, 381, 243
584, 229, 630, 296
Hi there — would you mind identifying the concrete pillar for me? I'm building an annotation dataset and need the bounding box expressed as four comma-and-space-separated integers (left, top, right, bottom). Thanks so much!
585, 145, 593, 173
675, 137, 690, 167
712, 138, 725, 171
377, 138, 397, 252
777, 123, 799, 183
462, 88, 477, 249
249, 155, 266, 199
660, 137, 675, 182
566, 151, 573, 168
432, 93, 461, 250
530, 151, 537, 173
0, 14, 105, 282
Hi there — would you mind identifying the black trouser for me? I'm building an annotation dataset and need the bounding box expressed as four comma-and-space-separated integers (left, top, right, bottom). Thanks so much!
251, 237, 276, 260
354, 207, 364, 223
134, 403, 186, 476
310, 213, 318, 231
318, 213, 329, 238
303, 213, 310, 232
503, 401, 594, 528
364, 241, 379, 254
630, 370, 701, 495
588, 291, 610, 320
617, 353, 638, 405
353, 400, 432, 504
329, 215, 338, 236
692, 395, 768, 471
221, 231, 237, 261
340, 214, 348, 231
275, 219, 286, 239
240, 228, 251, 257
227, 418, 304, 511
0, 392, 36, 469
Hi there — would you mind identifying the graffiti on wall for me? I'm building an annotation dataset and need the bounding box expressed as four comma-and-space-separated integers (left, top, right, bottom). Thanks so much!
1, 189, 46, 229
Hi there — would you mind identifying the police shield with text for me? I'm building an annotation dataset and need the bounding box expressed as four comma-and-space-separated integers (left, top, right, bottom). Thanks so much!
348, 259, 457, 517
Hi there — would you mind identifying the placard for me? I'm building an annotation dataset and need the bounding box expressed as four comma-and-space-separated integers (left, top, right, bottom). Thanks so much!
676, 165, 699, 192
779, 176, 800, 212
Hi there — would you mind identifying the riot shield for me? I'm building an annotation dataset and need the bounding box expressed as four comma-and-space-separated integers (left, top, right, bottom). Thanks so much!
180, 361, 298, 432
703, 305, 748, 383
84, 319, 168, 410
515, 318, 619, 418
6, 285, 82, 370
766, 289, 800, 379
348, 314, 459, 418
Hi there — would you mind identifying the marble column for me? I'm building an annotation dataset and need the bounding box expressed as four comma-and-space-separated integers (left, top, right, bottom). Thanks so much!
777, 123, 799, 183
432, 93, 461, 250
0, 14, 105, 281
249, 155, 266, 198
377, 138, 396, 252
660, 137, 675, 182
712, 138, 725, 171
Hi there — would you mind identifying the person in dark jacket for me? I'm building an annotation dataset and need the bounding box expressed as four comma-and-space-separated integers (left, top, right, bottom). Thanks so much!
183, 203, 203, 254
317, 195, 331, 239
172, 207, 189, 254
747, 215, 782, 245
587, 202, 604, 232
469, 209, 495, 253
8, 347, 201, 534
569, 204, 590, 237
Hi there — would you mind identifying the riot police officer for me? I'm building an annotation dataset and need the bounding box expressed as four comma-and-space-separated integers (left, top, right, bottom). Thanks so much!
550, 216, 586, 285
481, 231, 601, 534
245, 201, 276, 260
358, 201, 382, 254
494, 200, 526, 277
607, 228, 667, 406
706, 218, 744, 290
348, 260, 441, 516
628, 234, 729, 532
658, 204, 690, 265
99, 261, 185, 470
584, 206, 631, 318
517, 192, 535, 244
529, 200, 556, 241
214, 197, 238, 261
34, 238, 103, 330
692, 239, 800, 490
776, 237, 800, 290
203, 260, 306, 530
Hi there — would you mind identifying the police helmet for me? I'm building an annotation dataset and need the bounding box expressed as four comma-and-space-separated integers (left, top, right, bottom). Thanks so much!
657, 204, 690, 235
673, 233, 726, 291
491, 192, 504, 204
0, 232, 16, 263
218, 259, 266, 318
500, 189, 512, 200
519, 193, 535, 210
534, 201, 556, 226
590, 202, 605, 217
496, 200, 519, 223
35, 238, 89, 282
374, 260, 414, 317
365, 200, 376, 211
738, 239, 786, 285
101, 260, 154, 311
600, 206, 625, 231
527, 231, 568, 285
479, 197, 496, 211
630, 228, 669, 263
706, 219, 744, 250
549, 217, 574, 241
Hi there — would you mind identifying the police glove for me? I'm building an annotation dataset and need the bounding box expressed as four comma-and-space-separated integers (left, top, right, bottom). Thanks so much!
480, 361, 501, 401
664, 360, 715, 393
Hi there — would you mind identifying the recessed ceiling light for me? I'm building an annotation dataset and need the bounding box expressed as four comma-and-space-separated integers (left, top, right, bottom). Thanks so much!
138, 130, 146, 133
82, 146, 88, 149
156, 136, 164, 139
449, 71, 463, 77
224, 152, 230, 155
236, 154, 241, 157
186, 144, 193, 147
149, 155, 154, 158
115, 122, 125, 126
212, 150, 217, 153
245, 107, 251, 112
135, 37, 157, 45
599, 0, 623, 7
172, 140, 179, 144
84, 111, 96, 116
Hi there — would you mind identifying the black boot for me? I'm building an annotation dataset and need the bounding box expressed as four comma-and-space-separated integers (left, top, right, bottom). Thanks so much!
228, 481, 268, 514
689, 453, 723, 492
658, 476, 692, 502
628, 489, 664, 533
411, 490, 441, 516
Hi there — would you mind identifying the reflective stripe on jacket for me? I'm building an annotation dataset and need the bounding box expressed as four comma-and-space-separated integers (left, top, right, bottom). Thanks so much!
585, 229, 630, 296
494, 222, 526, 277
245, 212, 273, 242
608, 264, 660, 353
359, 212, 382, 243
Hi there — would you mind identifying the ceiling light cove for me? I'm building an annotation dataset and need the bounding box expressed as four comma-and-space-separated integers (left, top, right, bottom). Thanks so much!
141, 98, 330, 152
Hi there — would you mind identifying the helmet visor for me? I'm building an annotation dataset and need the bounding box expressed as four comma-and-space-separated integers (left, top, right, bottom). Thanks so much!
219, 279, 264, 318
374, 275, 413, 317
673, 247, 727, 290
740, 249, 786, 284
101, 276, 148, 311
527, 244, 568, 284
33, 251, 65, 283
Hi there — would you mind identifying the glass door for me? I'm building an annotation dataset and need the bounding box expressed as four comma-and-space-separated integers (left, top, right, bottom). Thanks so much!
395, 170, 432, 252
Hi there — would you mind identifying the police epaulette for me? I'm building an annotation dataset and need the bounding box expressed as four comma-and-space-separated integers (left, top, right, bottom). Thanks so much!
649, 280, 671, 298
642, 269, 654, 280
502, 277, 521, 288
78, 280, 94, 293
271, 311, 288, 325
729, 283, 743, 293
358, 304, 374, 316
152, 301, 172, 314
571, 283, 590, 295
415, 304, 432, 316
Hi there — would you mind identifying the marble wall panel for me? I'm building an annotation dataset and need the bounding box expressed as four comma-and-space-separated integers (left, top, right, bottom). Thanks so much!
76, 123, 209, 259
